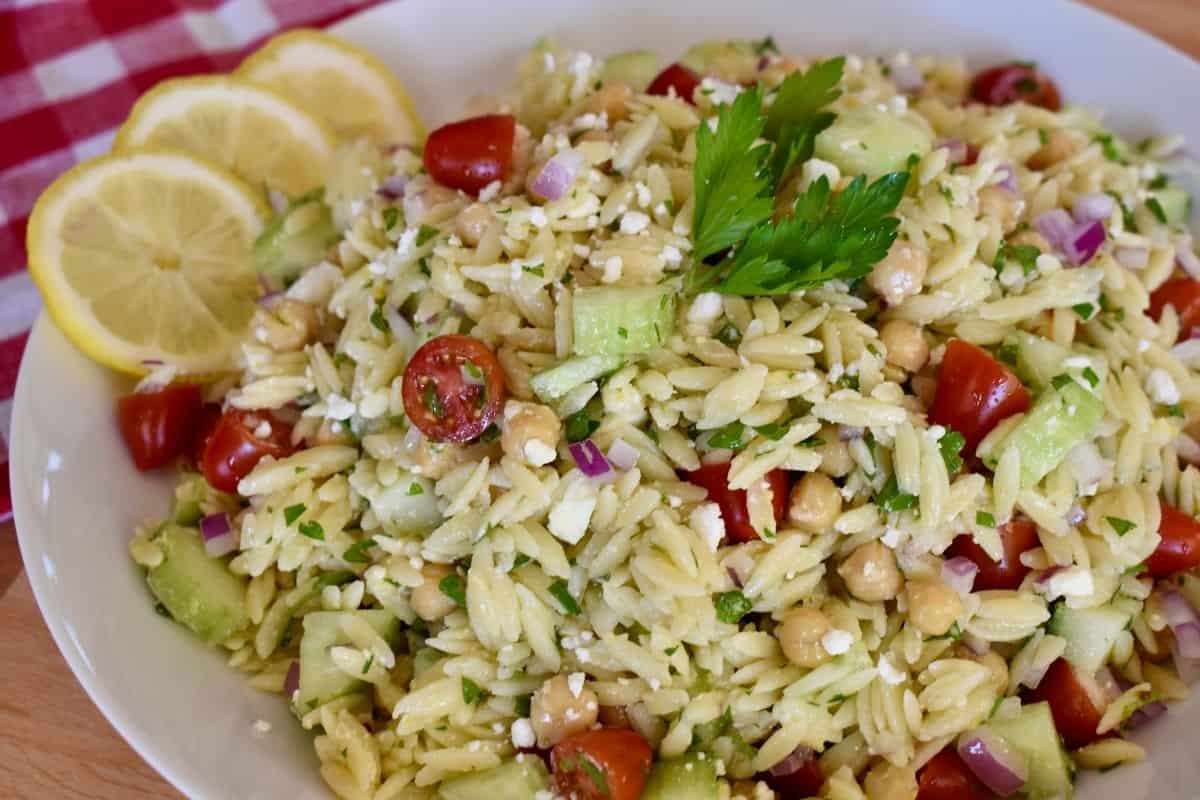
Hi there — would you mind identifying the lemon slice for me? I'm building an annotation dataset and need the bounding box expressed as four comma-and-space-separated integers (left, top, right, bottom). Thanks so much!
237, 28, 423, 146
26, 150, 268, 375
114, 76, 336, 197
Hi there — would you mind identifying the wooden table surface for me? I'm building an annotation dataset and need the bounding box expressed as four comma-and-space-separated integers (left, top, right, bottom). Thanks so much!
2, 1, 1198, 797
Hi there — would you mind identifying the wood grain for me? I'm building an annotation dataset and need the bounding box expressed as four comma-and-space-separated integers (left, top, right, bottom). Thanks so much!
2, 2, 1199, 797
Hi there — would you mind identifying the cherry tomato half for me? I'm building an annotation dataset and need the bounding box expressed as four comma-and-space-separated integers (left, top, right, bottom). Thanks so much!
946, 518, 1039, 592
969, 63, 1062, 111
1147, 500, 1200, 577
423, 114, 516, 195
189, 403, 223, 467
647, 63, 703, 104
551, 728, 653, 800
117, 384, 204, 471
761, 754, 825, 798
1023, 659, 1105, 750
684, 461, 790, 543
199, 409, 293, 494
1148, 277, 1200, 342
929, 339, 1030, 458
401, 334, 506, 443
917, 747, 992, 800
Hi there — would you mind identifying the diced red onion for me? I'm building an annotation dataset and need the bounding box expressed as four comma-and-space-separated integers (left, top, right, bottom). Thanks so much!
1067, 220, 1106, 265
839, 426, 865, 441
1036, 208, 1075, 248
1072, 193, 1115, 225
768, 745, 817, 777
938, 138, 968, 165
607, 438, 640, 471
941, 557, 978, 596
284, 661, 301, 697
568, 439, 614, 479
530, 151, 584, 202
1127, 700, 1167, 729
727, 566, 744, 589
1163, 590, 1200, 659
1114, 246, 1149, 270
1173, 640, 1200, 684
725, 548, 756, 589
256, 291, 282, 308
957, 728, 1028, 797
1037, 210, 1105, 265
888, 60, 924, 93
1066, 504, 1087, 526
995, 163, 1018, 193
200, 513, 237, 557
268, 189, 289, 216
1177, 238, 1200, 279
376, 175, 408, 200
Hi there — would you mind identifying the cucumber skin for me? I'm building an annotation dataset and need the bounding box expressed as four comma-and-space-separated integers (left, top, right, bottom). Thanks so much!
987, 702, 1074, 799
999, 380, 1103, 487
641, 752, 719, 800
437, 757, 551, 800
572, 286, 676, 357
147, 525, 250, 644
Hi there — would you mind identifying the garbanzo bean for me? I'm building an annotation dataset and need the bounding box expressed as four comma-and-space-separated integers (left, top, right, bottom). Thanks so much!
904, 578, 963, 636
838, 541, 904, 602
777, 607, 833, 668
816, 425, 855, 478
879, 320, 929, 373
454, 202, 493, 246
867, 240, 928, 306
410, 562, 458, 622
788, 473, 842, 534
500, 400, 561, 467
529, 674, 599, 748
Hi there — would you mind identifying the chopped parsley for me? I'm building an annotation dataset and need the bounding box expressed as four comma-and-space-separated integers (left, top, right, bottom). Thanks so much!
283, 503, 306, 526
707, 421, 747, 450
1146, 196, 1168, 225
423, 382, 444, 418
1072, 302, 1096, 321
461, 677, 485, 705
876, 475, 917, 512
439, 574, 466, 606
298, 520, 325, 541
514, 694, 532, 717
800, 436, 826, 448
512, 553, 531, 570
617, 326, 628, 339
362, 654, 374, 675
565, 409, 600, 443
1106, 516, 1136, 537
578, 755, 610, 797
382, 207, 399, 230
996, 342, 1020, 367
1082, 366, 1100, 388
1094, 133, 1126, 163
994, 241, 1040, 276
1149, 174, 1170, 190
342, 537, 376, 562
753, 422, 788, 441
369, 305, 388, 332
976, 510, 996, 527
406, 482, 424, 496
154, 602, 171, 618
714, 590, 753, 624
416, 224, 440, 246
548, 580, 582, 615
523, 262, 545, 277
315, 571, 355, 589
1168, 404, 1185, 418
1050, 373, 1075, 392
937, 429, 966, 474
715, 322, 742, 346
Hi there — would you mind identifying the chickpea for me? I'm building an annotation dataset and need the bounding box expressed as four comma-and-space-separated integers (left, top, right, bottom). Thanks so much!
788, 473, 842, 533
410, 562, 458, 622
500, 400, 561, 467
977, 185, 1024, 233
863, 760, 918, 800
258, 299, 319, 351
879, 320, 929, 373
816, 425, 855, 478
777, 607, 833, 668
586, 83, 633, 123
838, 541, 904, 602
530, 674, 599, 748
867, 240, 928, 306
311, 419, 354, 446
1027, 128, 1080, 171
904, 579, 963, 636
454, 202, 493, 246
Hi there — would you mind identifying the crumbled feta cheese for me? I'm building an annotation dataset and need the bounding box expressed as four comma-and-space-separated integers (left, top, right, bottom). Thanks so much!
654, 202, 669, 217
877, 654, 905, 685
661, 244, 683, 267
690, 502, 726, 552
1137, 339, 1151, 353
881, 527, 903, 548
511, 718, 536, 749
687, 291, 723, 324
801, 157, 841, 190
647, 678, 661, 690
698, 77, 740, 105
888, 94, 908, 115
1046, 566, 1095, 599
567, 672, 586, 698
548, 473, 598, 544
601, 255, 623, 283
253, 421, 273, 439
367, 260, 387, 276
478, 180, 502, 202
821, 629, 854, 655
1061, 355, 1092, 369
573, 244, 591, 258
619, 211, 650, 235
635, 182, 652, 208
528, 208, 549, 228
1146, 368, 1180, 405
396, 228, 418, 257
523, 439, 557, 467
325, 393, 356, 421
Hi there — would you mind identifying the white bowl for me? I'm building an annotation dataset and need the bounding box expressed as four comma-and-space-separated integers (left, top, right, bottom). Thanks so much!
13, 0, 1200, 797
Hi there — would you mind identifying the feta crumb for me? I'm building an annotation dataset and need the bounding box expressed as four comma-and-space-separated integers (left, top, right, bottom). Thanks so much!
396, 228, 418, 256
478, 180, 502, 202
661, 244, 683, 267
822, 629, 854, 655
1146, 368, 1180, 405
253, 420, 273, 439
567, 672, 586, 698
548, 473, 598, 544
573, 244, 591, 258
367, 260, 387, 276
878, 654, 905, 685
601, 255, 623, 283
688, 291, 723, 324
1046, 566, 1095, 599
511, 718, 536, 749
654, 202, 669, 217
647, 678, 661, 690
690, 502, 725, 552
1137, 339, 1151, 353
698, 77, 740, 105
619, 210, 650, 235
529, 208, 549, 228
888, 94, 908, 115
543, 52, 556, 72
635, 182, 652, 208
881, 527, 903, 548
325, 393, 356, 421
523, 439, 557, 467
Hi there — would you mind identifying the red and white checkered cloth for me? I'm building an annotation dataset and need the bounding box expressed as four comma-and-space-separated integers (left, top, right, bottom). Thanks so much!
0, 0, 387, 521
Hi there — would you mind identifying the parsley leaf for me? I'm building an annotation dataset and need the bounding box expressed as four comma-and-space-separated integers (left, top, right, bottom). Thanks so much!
995, 242, 1041, 276
714, 590, 752, 624
416, 224, 440, 246
753, 422, 788, 441
876, 475, 917, 512
439, 574, 466, 606
565, 409, 600, 443
976, 510, 996, 527
461, 677, 485, 705
406, 482, 424, 496
382, 207, 400, 230
764, 57, 844, 185
1106, 516, 1136, 536
549, 580, 582, 615
707, 421, 747, 450
298, 520, 325, 541
342, 537, 376, 562
1072, 302, 1096, 320
283, 503, 306, 526
937, 429, 966, 474
1146, 197, 1168, 225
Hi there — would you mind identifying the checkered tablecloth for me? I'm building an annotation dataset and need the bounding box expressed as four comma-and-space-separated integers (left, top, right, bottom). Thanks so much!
0, 0, 388, 521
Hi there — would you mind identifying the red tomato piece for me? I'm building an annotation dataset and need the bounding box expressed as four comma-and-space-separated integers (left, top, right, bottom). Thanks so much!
189, 403, 222, 467
1147, 500, 1200, 577
964, 143, 980, 166
929, 339, 1030, 458
551, 728, 653, 800
117, 384, 204, 471
917, 747, 993, 800
946, 518, 1039, 592
199, 409, 293, 494
646, 63, 703, 104
1149, 277, 1200, 342
401, 334, 506, 443
761, 755, 825, 797
683, 461, 789, 543
423, 114, 516, 195
1023, 659, 1105, 750
969, 63, 1062, 111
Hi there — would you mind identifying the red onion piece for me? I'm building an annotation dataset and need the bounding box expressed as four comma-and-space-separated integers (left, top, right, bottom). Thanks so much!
1066, 504, 1086, 526
1038, 210, 1105, 265
1177, 239, 1200, 279
1072, 193, 1115, 225
1036, 209, 1075, 248
256, 291, 282, 308
957, 728, 1028, 797
1066, 220, 1106, 265
201, 513, 237, 557
1115, 246, 1149, 270
995, 163, 1018, 193
768, 745, 817, 777
941, 556, 978, 596
724, 548, 756, 589
284, 661, 301, 697
568, 439, 613, 479
726, 566, 744, 589
376, 175, 409, 200
1173, 639, 1200, 684
938, 138, 968, 165
1163, 591, 1200, 659
607, 438, 640, 471
1127, 700, 1167, 729
888, 60, 924, 93
530, 151, 583, 201
838, 426, 865, 441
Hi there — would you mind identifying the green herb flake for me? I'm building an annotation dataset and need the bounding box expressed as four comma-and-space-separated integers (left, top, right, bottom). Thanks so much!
416, 224, 440, 246
315, 570, 355, 590
800, 436, 826, 448
369, 305, 388, 332
565, 410, 600, 443
1106, 516, 1137, 537
1038, 128, 1049, 145
549, 580, 582, 615
423, 382, 444, 418
996, 342, 1019, 367
617, 326, 628, 339
1051, 373, 1074, 391
1146, 196, 1168, 225
439, 574, 466, 606
461, 677, 485, 705
714, 590, 753, 624
362, 654, 374, 675
876, 476, 917, 512
578, 755, 610, 798
753, 422, 788, 441
937, 429, 966, 474
1082, 366, 1100, 388
1149, 174, 1169, 190
406, 482, 424, 496
382, 207, 399, 230
707, 421, 747, 450
283, 503, 306, 526
514, 694, 532, 717
753, 35, 779, 56
512, 553, 531, 570
154, 602, 171, 618
1072, 303, 1096, 320
298, 520, 325, 541
1168, 404, 1185, 418
976, 510, 996, 527
342, 536, 375, 561
523, 262, 545, 277
1094, 133, 1125, 163
715, 322, 742, 346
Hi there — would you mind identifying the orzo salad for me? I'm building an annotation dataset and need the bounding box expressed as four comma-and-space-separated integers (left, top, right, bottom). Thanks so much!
28, 25, 1200, 800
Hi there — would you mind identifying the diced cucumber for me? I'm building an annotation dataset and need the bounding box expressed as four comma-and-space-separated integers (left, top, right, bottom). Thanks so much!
1152, 186, 1192, 226
355, 466, 441, 537
146, 525, 249, 644
530, 354, 625, 402
572, 285, 676, 357
296, 610, 400, 711
254, 191, 339, 286
602, 50, 661, 92
680, 40, 758, 83
641, 752, 719, 800
172, 472, 215, 526
996, 380, 1104, 487
1007, 331, 1071, 392
987, 702, 1074, 799
1047, 604, 1131, 675
438, 756, 551, 800
814, 107, 932, 179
